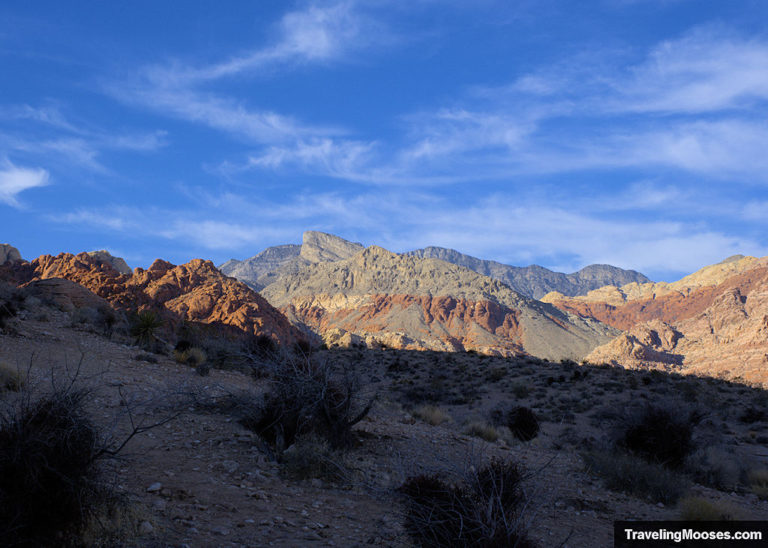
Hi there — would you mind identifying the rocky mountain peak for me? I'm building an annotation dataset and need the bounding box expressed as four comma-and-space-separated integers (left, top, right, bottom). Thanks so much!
86, 250, 132, 275
147, 259, 175, 273
0, 244, 22, 265
299, 231, 364, 263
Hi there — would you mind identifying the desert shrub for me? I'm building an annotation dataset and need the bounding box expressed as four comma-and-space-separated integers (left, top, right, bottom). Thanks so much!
686, 446, 741, 491
174, 347, 206, 367
487, 367, 506, 382
0, 282, 24, 330
748, 468, 768, 500
464, 422, 499, 442
399, 458, 535, 547
511, 383, 529, 399
130, 310, 163, 349
240, 356, 375, 453
253, 334, 278, 357
293, 339, 312, 355
174, 339, 192, 353
613, 403, 701, 469
280, 435, 347, 482
0, 362, 25, 392
678, 496, 738, 521
583, 451, 689, 505
490, 405, 539, 442
0, 388, 108, 545
740, 406, 766, 424
70, 306, 121, 337
413, 405, 451, 426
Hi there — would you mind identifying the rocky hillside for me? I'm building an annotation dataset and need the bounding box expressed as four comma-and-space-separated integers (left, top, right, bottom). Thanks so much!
3, 251, 302, 345
220, 231, 364, 290
261, 246, 619, 360
544, 256, 768, 385
406, 246, 651, 299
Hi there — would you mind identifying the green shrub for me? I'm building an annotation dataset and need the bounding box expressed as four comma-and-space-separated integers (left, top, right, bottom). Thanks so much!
583, 451, 689, 505
490, 405, 540, 442
130, 311, 163, 349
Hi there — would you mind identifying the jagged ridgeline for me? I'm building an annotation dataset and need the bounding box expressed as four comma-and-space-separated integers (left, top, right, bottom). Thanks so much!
220, 232, 650, 299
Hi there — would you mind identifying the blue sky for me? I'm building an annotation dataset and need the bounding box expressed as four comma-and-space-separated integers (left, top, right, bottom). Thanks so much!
1, 0, 768, 281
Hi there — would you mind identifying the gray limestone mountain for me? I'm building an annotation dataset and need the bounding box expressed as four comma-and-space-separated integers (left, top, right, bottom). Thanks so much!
219, 231, 364, 290
221, 233, 649, 299
0, 244, 22, 265
261, 245, 619, 360
406, 246, 651, 299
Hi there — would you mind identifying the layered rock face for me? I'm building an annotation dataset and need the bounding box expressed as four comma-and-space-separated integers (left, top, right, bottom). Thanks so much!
19, 252, 301, 345
262, 246, 619, 360
406, 246, 650, 299
0, 244, 22, 265
546, 257, 768, 385
219, 231, 364, 290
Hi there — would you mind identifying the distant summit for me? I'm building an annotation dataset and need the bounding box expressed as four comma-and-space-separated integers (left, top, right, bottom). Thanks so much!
219, 231, 364, 291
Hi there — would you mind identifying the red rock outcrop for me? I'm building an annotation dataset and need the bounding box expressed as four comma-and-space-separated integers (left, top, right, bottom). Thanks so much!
12, 252, 300, 345
580, 263, 768, 386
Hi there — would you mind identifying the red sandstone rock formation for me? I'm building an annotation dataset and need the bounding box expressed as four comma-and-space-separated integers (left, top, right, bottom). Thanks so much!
7, 252, 301, 345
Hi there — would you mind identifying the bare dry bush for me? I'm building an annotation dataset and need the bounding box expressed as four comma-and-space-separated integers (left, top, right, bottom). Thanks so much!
399, 457, 535, 547
240, 354, 375, 454
0, 363, 179, 546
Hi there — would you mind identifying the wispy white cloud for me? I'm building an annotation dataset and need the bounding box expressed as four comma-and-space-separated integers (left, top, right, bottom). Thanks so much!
615, 27, 768, 113
0, 160, 50, 207
0, 104, 168, 175
109, 1, 391, 145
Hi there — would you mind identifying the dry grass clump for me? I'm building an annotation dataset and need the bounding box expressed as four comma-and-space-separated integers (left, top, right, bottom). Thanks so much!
398, 458, 535, 547
678, 495, 738, 521
0, 362, 25, 392
464, 422, 499, 442
280, 435, 347, 483
413, 405, 451, 426
747, 468, 768, 499
174, 347, 207, 367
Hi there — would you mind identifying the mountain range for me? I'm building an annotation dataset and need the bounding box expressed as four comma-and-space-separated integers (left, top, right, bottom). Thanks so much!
3, 234, 767, 385
220, 231, 650, 298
